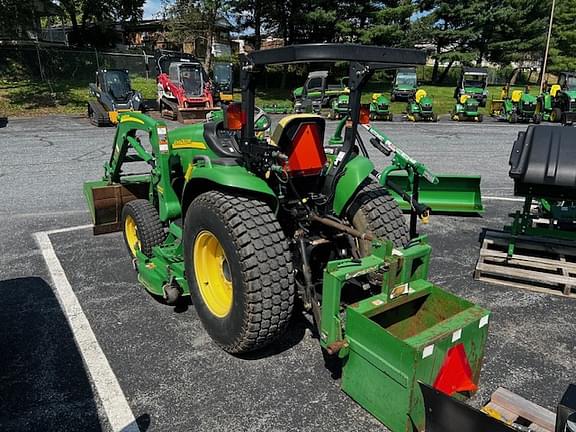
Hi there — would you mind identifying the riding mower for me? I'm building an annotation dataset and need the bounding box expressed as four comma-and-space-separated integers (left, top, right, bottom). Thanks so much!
84, 44, 490, 432
391, 67, 418, 101
407, 89, 438, 122
155, 50, 217, 123
211, 62, 234, 105
88, 69, 144, 127
369, 93, 393, 121
329, 93, 349, 119
538, 72, 576, 124
490, 68, 542, 123
452, 94, 483, 122
454, 67, 489, 108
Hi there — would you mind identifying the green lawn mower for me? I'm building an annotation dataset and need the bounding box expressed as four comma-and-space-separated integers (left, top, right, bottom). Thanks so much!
369, 93, 393, 121
491, 68, 541, 124
84, 44, 489, 432
328, 93, 349, 119
407, 89, 438, 122
497, 87, 542, 124
452, 94, 483, 122
538, 72, 576, 124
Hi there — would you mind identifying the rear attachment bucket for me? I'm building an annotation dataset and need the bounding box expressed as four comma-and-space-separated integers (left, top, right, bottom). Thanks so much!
341, 281, 490, 432
387, 171, 484, 214
420, 383, 513, 432
83, 177, 149, 235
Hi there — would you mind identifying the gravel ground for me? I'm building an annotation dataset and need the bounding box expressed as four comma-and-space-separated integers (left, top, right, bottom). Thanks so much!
0, 114, 574, 432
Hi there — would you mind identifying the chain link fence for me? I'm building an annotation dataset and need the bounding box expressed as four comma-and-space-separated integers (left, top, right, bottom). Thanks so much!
0, 43, 153, 82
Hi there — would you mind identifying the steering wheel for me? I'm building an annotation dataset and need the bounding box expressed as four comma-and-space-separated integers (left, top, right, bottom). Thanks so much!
254, 106, 272, 132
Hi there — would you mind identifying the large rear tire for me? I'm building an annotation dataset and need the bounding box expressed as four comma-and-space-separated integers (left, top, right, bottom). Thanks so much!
348, 182, 409, 253
184, 191, 295, 354
347, 183, 409, 283
121, 199, 166, 258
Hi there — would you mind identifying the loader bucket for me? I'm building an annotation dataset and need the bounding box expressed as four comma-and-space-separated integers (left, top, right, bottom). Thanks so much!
178, 107, 219, 124
84, 177, 149, 235
387, 171, 484, 214
341, 281, 490, 432
420, 383, 514, 432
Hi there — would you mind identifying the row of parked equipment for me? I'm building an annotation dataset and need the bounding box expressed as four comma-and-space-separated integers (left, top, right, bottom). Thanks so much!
287, 66, 576, 124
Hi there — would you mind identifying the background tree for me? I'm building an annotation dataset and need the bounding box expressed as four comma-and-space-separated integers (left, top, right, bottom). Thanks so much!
164, 0, 224, 70
548, 0, 576, 73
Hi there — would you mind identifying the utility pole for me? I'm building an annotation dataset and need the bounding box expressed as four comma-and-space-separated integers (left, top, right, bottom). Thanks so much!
540, 0, 556, 92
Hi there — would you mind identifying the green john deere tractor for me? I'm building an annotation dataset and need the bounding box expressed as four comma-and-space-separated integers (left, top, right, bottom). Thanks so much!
391, 67, 418, 101
292, 70, 349, 114
369, 93, 393, 121
84, 44, 489, 432
454, 67, 489, 108
538, 72, 576, 124
490, 68, 542, 124
329, 93, 349, 119
452, 94, 483, 122
407, 89, 438, 122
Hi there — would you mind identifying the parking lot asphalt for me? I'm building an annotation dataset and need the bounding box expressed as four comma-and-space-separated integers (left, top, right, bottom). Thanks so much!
0, 114, 575, 431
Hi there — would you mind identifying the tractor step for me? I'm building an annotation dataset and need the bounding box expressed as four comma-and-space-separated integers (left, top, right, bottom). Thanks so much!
474, 229, 576, 298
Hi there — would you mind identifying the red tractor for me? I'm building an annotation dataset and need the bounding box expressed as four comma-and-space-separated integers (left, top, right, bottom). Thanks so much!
155, 50, 217, 123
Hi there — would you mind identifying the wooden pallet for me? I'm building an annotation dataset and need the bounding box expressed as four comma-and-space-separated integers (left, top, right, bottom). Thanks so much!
474, 229, 576, 298
482, 387, 556, 432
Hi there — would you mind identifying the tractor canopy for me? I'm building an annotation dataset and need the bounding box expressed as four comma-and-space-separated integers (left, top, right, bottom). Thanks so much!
394, 67, 417, 90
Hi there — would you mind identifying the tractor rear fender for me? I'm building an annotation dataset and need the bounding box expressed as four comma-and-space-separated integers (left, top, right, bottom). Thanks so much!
181, 165, 278, 220
332, 155, 375, 216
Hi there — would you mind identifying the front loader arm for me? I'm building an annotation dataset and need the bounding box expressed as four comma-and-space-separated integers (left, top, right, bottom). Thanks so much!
104, 112, 180, 221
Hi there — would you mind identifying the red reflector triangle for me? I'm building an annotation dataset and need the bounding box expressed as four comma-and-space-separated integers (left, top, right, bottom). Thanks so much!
433, 343, 478, 396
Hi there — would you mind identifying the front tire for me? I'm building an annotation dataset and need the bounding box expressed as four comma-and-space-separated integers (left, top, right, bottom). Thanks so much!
121, 199, 166, 258
184, 191, 295, 354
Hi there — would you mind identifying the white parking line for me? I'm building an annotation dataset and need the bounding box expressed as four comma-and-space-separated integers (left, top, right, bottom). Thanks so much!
34, 225, 140, 432
483, 196, 525, 202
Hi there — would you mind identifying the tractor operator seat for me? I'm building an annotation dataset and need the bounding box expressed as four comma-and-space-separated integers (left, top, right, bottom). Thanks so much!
511, 90, 524, 103
271, 114, 327, 176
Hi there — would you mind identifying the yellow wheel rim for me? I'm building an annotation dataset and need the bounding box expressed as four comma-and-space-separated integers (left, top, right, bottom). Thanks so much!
124, 215, 140, 256
193, 230, 233, 318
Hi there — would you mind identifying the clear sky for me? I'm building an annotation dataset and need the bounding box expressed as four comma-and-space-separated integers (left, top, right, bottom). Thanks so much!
144, 0, 163, 19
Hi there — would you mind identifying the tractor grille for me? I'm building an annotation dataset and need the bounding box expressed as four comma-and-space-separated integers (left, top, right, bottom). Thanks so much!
338, 103, 348, 109
379, 104, 389, 110
524, 102, 536, 113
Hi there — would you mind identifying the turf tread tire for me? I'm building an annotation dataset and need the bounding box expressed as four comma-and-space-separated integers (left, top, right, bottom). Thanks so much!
122, 199, 166, 257
184, 191, 295, 354
348, 182, 410, 252
348, 182, 409, 284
